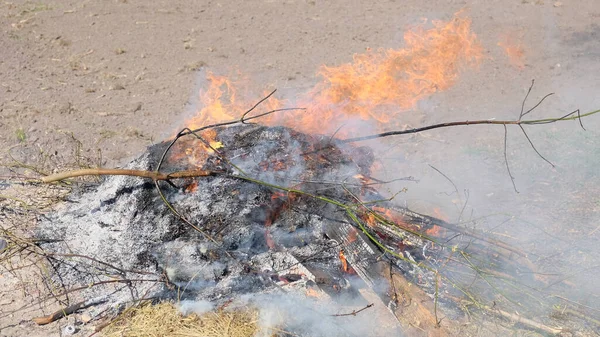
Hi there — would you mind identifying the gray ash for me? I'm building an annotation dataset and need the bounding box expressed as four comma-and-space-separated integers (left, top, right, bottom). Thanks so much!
36, 123, 444, 330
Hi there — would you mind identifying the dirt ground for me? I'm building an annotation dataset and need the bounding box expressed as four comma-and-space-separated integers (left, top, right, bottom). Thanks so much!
1, 0, 600, 336
2, 0, 598, 167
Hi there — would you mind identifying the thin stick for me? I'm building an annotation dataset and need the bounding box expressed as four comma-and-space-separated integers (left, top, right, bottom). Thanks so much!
32, 296, 107, 325
457, 189, 469, 224
40, 168, 214, 183
576, 109, 586, 130
522, 93, 554, 118
341, 119, 522, 143
503, 125, 518, 193
340, 109, 600, 143
483, 305, 562, 335
43, 252, 155, 276
0, 279, 164, 319
428, 164, 459, 198
240, 89, 277, 122
519, 79, 535, 120
154, 180, 220, 244
331, 303, 374, 317
550, 295, 600, 314
518, 124, 555, 168
525, 108, 580, 125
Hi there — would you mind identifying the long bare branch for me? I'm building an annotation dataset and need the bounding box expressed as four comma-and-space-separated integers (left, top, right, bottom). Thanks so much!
40, 168, 214, 183
340, 109, 599, 144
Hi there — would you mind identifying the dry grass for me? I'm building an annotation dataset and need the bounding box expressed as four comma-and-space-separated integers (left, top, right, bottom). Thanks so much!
0, 133, 104, 325
102, 302, 261, 337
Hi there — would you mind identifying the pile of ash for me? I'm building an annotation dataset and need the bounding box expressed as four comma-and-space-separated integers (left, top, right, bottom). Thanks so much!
36, 124, 448, 333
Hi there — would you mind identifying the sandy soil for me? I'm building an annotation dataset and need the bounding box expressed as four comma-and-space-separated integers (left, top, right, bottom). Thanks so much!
1, 1, 599, 164
1, 0, 600, 336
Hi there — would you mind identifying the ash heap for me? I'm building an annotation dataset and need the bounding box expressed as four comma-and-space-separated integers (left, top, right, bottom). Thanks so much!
38, 123, 484, 334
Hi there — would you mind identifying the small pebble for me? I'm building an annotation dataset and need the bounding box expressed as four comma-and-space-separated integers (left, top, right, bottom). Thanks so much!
63, 325, 77, 335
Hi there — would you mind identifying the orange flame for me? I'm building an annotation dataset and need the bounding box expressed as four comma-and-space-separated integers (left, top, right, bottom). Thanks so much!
339, 250, 349, 272
432, 207, 449, 222
170, 128, 223, 167
184, 12, 482, 137
426, 225, 443, 236
186, 74, 243, 131
347, 228, 358, 243
306, 288, 320, 298
428, 208, 447, 237
498, 32, 525, 69
364, 206, 444, 237
184, 181, 198, 193
299, 13, 482, 133
370, 206, 415, 230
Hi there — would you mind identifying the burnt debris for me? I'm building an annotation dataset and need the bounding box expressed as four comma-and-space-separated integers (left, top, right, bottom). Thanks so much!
36, 124, 469, 331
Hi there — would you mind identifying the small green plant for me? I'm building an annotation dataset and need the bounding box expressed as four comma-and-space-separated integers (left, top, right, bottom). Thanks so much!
16, 128, 26, 142
20, 2, 51, 15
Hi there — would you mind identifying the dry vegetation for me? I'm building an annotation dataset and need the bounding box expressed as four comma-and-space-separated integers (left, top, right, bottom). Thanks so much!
102, 302, 260, 337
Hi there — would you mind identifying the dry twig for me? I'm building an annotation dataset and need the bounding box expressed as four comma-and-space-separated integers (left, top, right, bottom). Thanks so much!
41, 168, 214, 183
331, 303, 374, 317
482, 305, 562, 335
32, 296, 107, 325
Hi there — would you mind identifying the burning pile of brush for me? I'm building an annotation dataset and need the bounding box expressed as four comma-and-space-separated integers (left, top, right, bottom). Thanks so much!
32, 99, 548, 335
8, 11, 593, 336
33, 117, 461, 331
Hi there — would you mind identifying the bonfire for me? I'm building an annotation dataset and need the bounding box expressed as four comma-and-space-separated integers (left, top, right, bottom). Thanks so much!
1, 11, 599, 337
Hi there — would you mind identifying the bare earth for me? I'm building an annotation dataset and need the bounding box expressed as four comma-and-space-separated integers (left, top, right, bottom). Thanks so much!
1, 1, 600, 336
